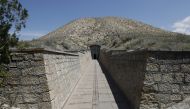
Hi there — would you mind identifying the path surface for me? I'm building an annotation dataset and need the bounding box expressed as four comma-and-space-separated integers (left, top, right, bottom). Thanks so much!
63, 60, 129, 109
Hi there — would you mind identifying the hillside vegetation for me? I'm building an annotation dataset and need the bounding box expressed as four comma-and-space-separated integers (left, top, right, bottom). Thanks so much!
29, 17, 190, 51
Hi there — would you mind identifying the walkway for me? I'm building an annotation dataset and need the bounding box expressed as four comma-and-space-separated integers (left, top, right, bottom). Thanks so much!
63, 60, 129, 109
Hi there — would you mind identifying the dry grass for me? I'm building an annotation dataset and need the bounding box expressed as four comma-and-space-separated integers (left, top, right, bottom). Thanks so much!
28, 17, 190, 51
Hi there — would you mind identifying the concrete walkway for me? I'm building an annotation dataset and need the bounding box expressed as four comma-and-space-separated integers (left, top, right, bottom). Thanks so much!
63, 60, 129, 109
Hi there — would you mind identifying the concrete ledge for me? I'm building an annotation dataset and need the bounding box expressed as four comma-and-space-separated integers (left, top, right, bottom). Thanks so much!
9, 48, 79, 56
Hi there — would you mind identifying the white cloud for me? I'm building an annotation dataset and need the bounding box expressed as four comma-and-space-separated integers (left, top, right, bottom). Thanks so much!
172, 16, 190, 35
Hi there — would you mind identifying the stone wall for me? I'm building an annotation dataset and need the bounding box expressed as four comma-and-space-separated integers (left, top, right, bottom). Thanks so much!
2, 48, 190, 109
0, 49, 87, 109
166, 98, 190, 109
0, 50, 50, 109
140, 51, 190, 109
99, 50, 190, 109
99, 50, 147, 109
44, 52, 82, 109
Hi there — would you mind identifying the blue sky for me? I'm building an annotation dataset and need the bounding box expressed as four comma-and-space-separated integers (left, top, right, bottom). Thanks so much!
18, 0, 190, 40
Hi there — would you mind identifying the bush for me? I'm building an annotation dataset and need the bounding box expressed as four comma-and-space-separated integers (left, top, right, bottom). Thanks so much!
0, 64, 8, 87
17, 41, 30, 49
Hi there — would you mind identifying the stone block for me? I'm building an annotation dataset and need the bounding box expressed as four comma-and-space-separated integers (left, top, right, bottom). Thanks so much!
17, 104, 27, 109
7, 68, 21, 77
31, 60, 44, 67
21, 66, 45, 76
182, 94, 190, 99
23, 93, 40, 103
181, 64, 190, 73
3, 86, 20, 94
182, 85, 190, 93
17, 61, 31, 69
153, 74, 162, 82
143, 84, 158, 92
141, 93, 157, 102
0, 78, 3, 84
166, 102, 190, 109
140, 103, 159, 109
9, 62, 17, 68
6, 77, 20, 85
174, 73, 184, 83
24, 54, 34, 60
8, 93, 24, 104
144, 73, 154, 84
171, 84, 180, 93
42, 92, 51, 101
146, 63, 159, 72
160, 64, 171, 72
160, 65, 180, 72
173, 65, 181, 72
39, 75, 48, 83
162, 73, 173, 83
158, 83, 171, 92
11, 54, 24, 61
38, 102, 52, 109
160, 102, 176, 109
170, 94, 182, 101
185, 73, 190, 83
21, 76, 40, 85
27, 104, 39, 109
33, 53, 43, 61
155, 94, 170, 103
22, 84, 49, 93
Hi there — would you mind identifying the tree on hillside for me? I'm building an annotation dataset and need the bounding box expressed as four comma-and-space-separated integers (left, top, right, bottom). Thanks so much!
0, 0, 28, 64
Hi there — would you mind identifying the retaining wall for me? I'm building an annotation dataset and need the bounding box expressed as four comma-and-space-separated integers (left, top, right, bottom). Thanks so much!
0, 49, 88, 109
99, 50, 147, 109
2, 48, 190, 109
99, 50, 190, 109
140, 51, 190, 109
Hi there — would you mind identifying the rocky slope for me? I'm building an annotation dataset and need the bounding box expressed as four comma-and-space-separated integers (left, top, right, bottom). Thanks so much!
29, 17, 190, 51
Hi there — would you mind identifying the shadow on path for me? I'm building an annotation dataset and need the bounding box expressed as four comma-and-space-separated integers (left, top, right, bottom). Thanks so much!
98, 61, 133, 109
